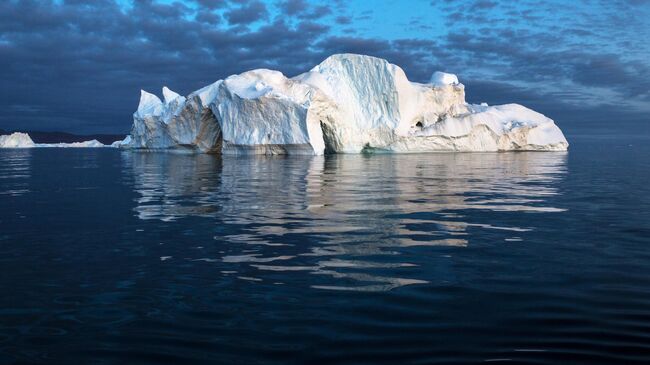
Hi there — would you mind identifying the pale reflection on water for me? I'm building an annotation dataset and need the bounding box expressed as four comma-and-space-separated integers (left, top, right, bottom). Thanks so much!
0, 149, 31, 197
124, 151, 567, 291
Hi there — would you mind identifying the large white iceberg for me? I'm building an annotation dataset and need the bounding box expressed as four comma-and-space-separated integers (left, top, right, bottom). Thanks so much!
0, 132, 110, 148
124, 54, 568, 154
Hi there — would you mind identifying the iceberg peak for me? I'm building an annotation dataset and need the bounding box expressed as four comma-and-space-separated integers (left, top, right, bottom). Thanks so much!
162, 86, 182, 104
190, 80, 222, 107
136, 90, 163, 117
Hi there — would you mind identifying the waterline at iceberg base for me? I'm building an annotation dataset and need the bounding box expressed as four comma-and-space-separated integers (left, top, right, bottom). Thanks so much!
122, 54, 568, 155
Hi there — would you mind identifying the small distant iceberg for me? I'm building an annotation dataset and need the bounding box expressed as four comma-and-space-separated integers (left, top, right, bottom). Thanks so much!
42, 139, 106, 148
0, 132, 112, 148
0, 132, 36, 148
122, 53, 568, 155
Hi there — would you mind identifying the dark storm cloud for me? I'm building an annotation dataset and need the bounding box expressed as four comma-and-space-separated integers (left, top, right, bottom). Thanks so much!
435, 0, 649, 109
0, 0, 647, 134
571, 55, 650, 100
278, 0, 331, 19
335, 16, 352, 25
452, 28, 650, 99
473, 0, 497, 9
196, 10, 222, 24
224, 0, 269, 25
278, 0, 307, 15
309, 5, 332, 18
194, 0, 228, 9
0, 0, 330, 132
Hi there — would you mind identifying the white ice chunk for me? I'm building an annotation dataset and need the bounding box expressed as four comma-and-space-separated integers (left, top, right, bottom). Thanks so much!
430, 71, 459, 86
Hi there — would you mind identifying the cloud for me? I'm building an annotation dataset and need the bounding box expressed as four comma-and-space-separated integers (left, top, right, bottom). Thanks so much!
194, 0, 228, 9
224, 0, 269, 25
571, 55, 649, 93
278, 0, 331, 19
335, 16, 352, 25
0, 0, 647, 134
473, 0, 497, 9
278, 0, 308, 15
196, 11, 222, 24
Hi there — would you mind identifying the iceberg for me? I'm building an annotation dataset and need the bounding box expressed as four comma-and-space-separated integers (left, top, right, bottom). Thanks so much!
124, 53, 568, 154
129, 84, 223, 152
0, 132, 36, 148
0, 132, 110, 148
40, 139, 106, 148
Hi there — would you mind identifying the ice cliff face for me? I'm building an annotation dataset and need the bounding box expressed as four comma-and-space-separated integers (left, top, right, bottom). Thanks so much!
130, 84, 223, 152
125, 54, 568, 154
111, 135, 132, 148
211, 69, 326, 154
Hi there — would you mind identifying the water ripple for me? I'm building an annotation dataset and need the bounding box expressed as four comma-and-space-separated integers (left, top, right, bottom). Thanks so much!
5, 144, 649, 364
125, 152, 568, 292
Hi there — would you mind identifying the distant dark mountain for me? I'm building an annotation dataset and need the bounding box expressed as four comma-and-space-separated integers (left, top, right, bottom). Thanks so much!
3, 131, 125, 144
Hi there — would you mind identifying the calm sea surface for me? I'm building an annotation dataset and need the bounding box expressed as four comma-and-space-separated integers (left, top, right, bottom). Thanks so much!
1, 131, 649, 364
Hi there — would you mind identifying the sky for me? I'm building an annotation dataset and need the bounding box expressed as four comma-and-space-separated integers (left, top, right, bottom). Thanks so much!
0, 0, 648, 134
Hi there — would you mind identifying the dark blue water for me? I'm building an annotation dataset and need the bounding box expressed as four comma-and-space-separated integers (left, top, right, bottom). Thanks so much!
1, 133, 650, 364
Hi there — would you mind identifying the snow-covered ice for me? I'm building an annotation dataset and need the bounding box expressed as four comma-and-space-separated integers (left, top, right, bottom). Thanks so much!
430, 71, 459, 86
212, 69, 326, 155
124, 53, 570, 154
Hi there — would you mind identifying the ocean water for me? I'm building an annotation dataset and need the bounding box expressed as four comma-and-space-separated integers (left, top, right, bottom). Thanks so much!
1, 134, 649, 364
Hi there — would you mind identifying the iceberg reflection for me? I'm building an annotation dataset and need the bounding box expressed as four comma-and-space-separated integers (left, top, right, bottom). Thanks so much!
124, 151, 568, 291
0, 149, 32, 197
122, 152, 223, 221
